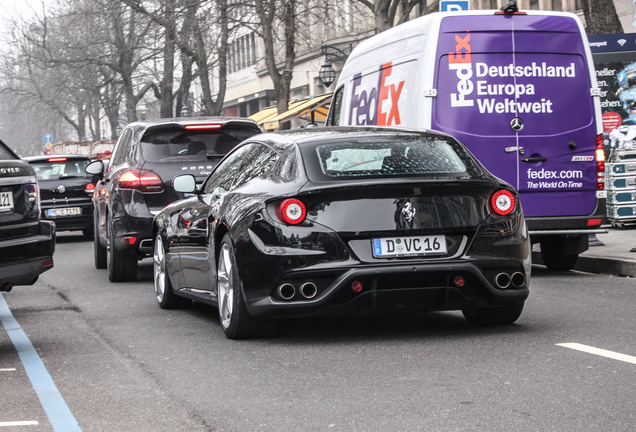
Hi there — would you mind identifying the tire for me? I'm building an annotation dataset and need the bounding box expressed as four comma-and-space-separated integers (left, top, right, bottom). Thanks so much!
107, 220, 138, 282
462, 302, 525, 326
153, 234, 191, 309
94, 212, 107, 269
217, 234, 272, 339
540, 239, 578, 271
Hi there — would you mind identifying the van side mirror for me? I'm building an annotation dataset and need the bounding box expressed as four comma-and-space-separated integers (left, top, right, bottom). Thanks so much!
85, 160, 104, 176
172, 174, 196, 193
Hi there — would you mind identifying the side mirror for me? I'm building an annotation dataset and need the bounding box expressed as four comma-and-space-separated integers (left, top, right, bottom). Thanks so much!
172, 174, 196, 193
85, 160, 104, 176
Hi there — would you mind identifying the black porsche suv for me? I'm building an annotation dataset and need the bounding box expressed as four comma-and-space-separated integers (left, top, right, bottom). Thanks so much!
86, 117, 261, 282
0, 140, 56, 291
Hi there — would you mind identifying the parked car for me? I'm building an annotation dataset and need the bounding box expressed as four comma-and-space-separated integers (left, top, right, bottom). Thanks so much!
24, 154, 96, 237
86, 117, 262, 282
152, 127, 531, 339
0, 140, 55, 291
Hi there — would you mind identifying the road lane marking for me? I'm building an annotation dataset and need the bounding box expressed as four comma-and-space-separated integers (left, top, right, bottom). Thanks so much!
0, 368, 17, 371
0, 421, 39, 427
557, 343, 636, 365
0, 294, 82, 432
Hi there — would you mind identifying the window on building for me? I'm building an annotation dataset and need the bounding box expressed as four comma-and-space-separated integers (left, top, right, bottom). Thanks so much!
575, 0, 582, 9
490, 0, 498, 9
551, 0, 561, 10
401, 0, 409, 21
345, 0, 353, 32
228, 32, 258, 74
529, 0, 540, 9
418, 0, 427, 15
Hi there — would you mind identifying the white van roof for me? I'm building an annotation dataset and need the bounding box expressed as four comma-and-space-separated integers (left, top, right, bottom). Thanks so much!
341, 10, 584, 82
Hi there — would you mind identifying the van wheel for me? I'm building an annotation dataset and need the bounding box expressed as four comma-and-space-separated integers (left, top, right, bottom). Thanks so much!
107, 221, 138, 282
462, 302, 524, 325
540, 239, 578, 271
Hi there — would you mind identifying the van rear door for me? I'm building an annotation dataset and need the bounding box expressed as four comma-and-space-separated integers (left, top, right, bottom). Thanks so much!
432, 13, 598, 218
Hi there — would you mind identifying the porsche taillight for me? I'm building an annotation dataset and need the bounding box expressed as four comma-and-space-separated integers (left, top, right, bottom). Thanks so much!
117, 169, 164, 193
491, 190, 516, 216
276, 198, 307, 225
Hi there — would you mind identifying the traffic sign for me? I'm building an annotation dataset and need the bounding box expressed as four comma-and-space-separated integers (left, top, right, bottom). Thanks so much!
43, 133, 53, 143
440, 0, 470, 11
45, 143, 52, 149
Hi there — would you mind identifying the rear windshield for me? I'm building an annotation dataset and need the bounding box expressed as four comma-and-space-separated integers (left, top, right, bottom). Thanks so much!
140, 128, 257, 162
30, 159, 92, 180
303, 135, 472, 181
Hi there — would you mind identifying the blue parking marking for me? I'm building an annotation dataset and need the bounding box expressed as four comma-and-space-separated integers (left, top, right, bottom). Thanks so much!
0, 294, 82, 431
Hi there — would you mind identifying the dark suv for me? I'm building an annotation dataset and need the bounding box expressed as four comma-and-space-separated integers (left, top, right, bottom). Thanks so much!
24, 154, 95, 237
86, 117, 261, 282
0, 140, 56, 291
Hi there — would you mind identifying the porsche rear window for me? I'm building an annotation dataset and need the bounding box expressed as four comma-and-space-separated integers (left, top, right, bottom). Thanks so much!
311, 136, 468, 179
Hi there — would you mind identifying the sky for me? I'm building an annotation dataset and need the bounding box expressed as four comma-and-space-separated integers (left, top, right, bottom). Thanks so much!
0, 0, 42, 23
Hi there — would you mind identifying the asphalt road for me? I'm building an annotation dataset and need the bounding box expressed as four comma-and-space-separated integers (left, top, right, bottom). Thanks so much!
1, 232, 636, 431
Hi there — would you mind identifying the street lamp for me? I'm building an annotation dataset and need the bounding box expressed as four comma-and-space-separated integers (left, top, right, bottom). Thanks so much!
318, 60, 336, 88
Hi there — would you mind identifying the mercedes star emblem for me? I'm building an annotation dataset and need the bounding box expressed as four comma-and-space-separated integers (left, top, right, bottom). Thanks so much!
510, 117, 524, 132
57, 185, 66, 193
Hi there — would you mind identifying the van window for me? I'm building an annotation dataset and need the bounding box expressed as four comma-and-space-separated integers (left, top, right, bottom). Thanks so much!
327, 86, 344, 126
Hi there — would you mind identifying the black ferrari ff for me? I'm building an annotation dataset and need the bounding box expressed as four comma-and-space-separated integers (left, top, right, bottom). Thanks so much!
153, 127, 531, 339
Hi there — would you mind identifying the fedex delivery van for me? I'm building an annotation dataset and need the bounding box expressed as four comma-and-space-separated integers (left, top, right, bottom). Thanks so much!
326, 5, 606, 271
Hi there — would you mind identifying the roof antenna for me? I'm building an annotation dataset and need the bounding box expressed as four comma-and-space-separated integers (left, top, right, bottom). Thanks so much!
500, 1, 518, 12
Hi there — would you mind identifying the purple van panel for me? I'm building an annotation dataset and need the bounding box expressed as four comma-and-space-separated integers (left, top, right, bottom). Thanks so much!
432, 14, 597, 217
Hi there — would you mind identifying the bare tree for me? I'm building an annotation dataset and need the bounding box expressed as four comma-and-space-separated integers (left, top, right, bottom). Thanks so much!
353, 0, 427, 33
120, 0, 229, 117
581, 0, 623, 35
253, 0, 296, 125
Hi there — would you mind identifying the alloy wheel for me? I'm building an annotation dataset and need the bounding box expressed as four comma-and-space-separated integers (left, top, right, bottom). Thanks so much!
217, 243, 234, 329
153, 236, 166, 303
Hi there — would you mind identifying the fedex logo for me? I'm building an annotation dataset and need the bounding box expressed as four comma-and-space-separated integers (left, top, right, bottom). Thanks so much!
349, 62, 405, 126
449, 32, 474, 107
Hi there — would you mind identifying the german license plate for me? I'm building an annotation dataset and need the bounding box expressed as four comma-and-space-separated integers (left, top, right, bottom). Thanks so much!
0, 191, 13, 212
48, 207, 81, 217
372, 235, 447, 257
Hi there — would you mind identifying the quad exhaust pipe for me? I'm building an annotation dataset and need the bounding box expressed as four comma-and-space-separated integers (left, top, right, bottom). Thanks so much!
495, 273, 511, 289
300, 282, 317, 299
511, 272, 526, 288
494, 272, 526, 289
277, 281, 318, 300
277, 283, 296, 300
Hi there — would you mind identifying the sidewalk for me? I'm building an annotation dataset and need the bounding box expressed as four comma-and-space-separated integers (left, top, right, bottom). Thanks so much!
532, 226, 636, 276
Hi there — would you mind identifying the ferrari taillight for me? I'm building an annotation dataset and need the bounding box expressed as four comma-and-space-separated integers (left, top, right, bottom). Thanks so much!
276, 198, 307, 225
117, 169, 164, 193
491, 190, 516, 216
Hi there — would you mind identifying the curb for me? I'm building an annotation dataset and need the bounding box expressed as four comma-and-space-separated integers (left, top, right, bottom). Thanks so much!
532, 251, 636, 277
